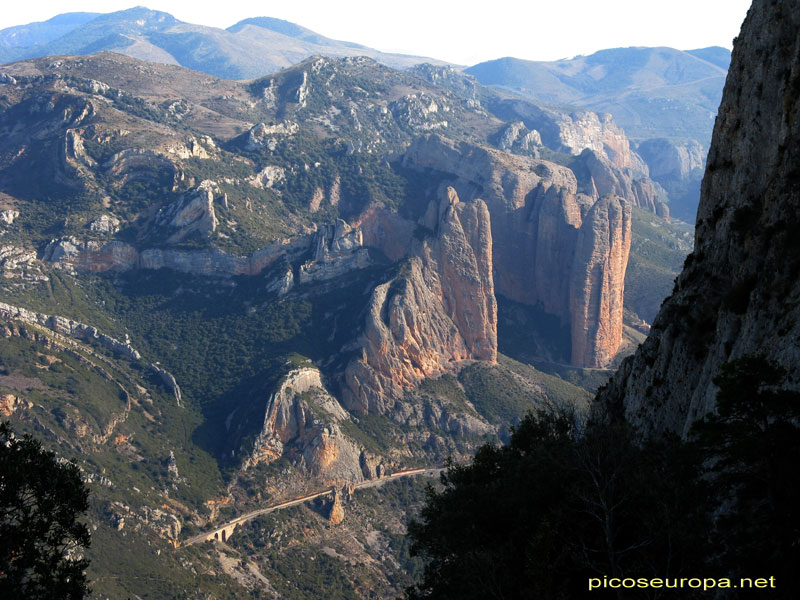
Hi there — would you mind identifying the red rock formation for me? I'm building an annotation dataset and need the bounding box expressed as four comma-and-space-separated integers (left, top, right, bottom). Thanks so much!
343, 187, 497, 413
569, 195, 632, 367
244, 368, 364, 482
402, 135, 632, 368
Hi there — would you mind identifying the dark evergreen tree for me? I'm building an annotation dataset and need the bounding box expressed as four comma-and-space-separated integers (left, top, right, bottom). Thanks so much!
690, 356, 800, 594
406, 355, 800, 599
0, 421, 90, 599
405, 409, 711, 599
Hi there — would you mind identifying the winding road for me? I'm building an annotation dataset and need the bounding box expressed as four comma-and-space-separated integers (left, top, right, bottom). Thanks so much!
180, 468, 442, 547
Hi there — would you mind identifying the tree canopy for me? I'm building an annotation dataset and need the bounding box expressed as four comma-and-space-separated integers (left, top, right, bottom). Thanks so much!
0, 421, 90, 599
406, 356, 800, 599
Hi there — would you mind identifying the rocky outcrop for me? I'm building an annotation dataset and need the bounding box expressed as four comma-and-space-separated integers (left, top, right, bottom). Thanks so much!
495, 120, 542, 154
402, 135, 631, 367
0, 393, 32, 417
0, 210, 18, 225
151, 364, 183, 407
328, 488, 345, 525
494, 100, 642, 171
248, 165, 286, 189
164, 136, 214, 160
154, 180, 218, 243
557, 111, 637, 171
489, 99, 678, 217
243, 368, 364, 483
0, 301, 141, 361
88, 214, 120, 233
298, 219, 371, 284
244, 121, 298, 151
52, 113, 98, 190
389, 93, 449, 133
0, 245, 46, 284
636, 138, 705, 181
343, 187, 496, 413
595, 0, 800, 436
572, 149, 668, 216
43, 238, 141, 272
43, 233, 312, 277
43, 214, 376, 287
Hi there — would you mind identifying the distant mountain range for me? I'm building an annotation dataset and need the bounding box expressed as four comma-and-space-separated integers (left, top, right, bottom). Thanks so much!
466, 46, 730, 144
463, 46, 730, 222
0, 9, 729, 144
0, 6, 446, 78
0, 9, 728, 145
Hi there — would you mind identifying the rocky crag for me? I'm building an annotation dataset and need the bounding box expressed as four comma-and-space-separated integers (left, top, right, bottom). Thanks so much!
596, 0, 800, 436
489, 99, 669, 217
240, 367, 368, 483
344, 187, 497, 413
36, 133, 633, 369
0, 51, 643, 439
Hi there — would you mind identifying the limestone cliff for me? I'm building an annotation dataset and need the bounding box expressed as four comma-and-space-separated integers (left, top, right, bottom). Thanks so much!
343, 187, 497, 413
636, 138, 705, 181
402, 135, 631, 367
494, 100, 641, 171
0, 301, 140, 361
152, 180, 218, 244
42, 215, 369, 283
298, 219, 372, 284
595, 0, 800, 436
43, 233, 312, 277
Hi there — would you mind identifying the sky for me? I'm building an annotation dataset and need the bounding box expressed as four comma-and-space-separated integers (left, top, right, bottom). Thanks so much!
0, 0, 753, 65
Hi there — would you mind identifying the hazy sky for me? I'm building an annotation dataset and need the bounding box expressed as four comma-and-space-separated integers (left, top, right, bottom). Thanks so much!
0, 1, 753, 65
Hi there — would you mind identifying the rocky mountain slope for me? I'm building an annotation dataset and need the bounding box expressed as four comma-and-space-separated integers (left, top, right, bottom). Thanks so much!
0, 51, 667, 368
0, 7, 446, 78
596, 0, 800, 436
0, 43, 691, 597
0, 8, 715, 222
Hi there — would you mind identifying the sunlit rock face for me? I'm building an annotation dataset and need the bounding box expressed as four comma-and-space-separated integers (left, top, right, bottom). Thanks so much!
343, 187, 497, 414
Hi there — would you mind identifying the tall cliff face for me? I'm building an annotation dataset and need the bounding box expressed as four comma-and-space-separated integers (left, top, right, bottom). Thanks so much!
570, 195, 632, 368
343, 187, 496, 414
491, 100, 641, 171
596, 0, 800, 436
402, 135, 631, 368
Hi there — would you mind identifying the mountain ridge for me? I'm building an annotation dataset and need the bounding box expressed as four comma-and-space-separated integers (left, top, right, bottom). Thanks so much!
0, 32, 696, 598
465, 46, 728, 142
0, 7, 447, 77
